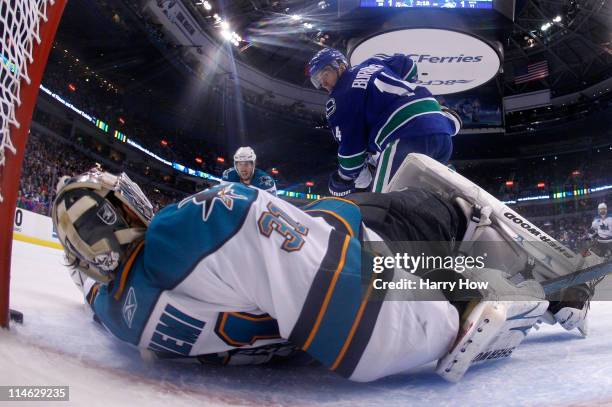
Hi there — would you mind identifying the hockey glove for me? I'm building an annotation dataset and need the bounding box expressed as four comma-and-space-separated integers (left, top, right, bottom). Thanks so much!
328, 171, 356, 197
441, 107, 463, 133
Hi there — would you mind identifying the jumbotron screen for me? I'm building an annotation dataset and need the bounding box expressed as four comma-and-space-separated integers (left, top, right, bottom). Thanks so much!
360, 0, 493, 9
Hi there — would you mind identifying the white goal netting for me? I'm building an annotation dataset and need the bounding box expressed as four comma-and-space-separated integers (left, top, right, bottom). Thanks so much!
0, 0, 53, 203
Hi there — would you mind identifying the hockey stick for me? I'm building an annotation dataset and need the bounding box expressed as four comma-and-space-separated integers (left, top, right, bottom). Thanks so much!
542, 260, 612, 295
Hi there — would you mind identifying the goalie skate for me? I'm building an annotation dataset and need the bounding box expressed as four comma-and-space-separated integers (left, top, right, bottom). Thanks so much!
436, 300, 548, 382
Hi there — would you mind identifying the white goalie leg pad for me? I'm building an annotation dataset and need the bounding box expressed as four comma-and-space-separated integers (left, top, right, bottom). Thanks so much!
436, 300, 549, 382
383, 153, 605, 281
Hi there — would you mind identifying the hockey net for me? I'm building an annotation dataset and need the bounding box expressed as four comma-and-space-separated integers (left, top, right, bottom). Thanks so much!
0, 0, 67, 328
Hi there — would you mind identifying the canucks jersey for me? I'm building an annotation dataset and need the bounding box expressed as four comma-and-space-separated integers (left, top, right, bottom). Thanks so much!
591, 216, 612, 241
222, 167, 277, 196
327, 54, 460, 178
81, 183, 458, 382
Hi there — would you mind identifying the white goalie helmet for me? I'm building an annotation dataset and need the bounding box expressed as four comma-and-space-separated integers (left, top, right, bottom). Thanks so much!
598, 203, 607, 210
52, 168, 154, 283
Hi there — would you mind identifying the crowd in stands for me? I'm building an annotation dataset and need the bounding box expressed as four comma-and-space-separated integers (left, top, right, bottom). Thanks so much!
456, 147, 612, 203
42, 48, 220, 175
537, 215, 594, 252
17, 131, 188, 216
17, 133, 90, 215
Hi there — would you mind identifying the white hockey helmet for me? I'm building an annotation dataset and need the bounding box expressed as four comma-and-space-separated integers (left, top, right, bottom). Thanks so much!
233, 146, 256, 176
598, 203, 607, 210
234, 146, 256, 164
52, 168, 154, 283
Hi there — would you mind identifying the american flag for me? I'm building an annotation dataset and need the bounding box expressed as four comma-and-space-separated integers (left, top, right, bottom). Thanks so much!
514, 61, 549, 84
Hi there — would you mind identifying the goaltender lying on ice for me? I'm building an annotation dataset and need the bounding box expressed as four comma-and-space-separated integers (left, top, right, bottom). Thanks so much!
51, 154, 605, 383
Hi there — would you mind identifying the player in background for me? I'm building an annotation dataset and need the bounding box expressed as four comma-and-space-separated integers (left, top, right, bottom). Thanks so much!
52, 163, 596, 383
542, 202, 612, 337
589, 202, 612, 258
307, 48, 462, 196
222, 146, 277, 196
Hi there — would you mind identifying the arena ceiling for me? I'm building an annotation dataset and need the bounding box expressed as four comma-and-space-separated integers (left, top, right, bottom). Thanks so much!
169, 0, 612, 96
47, 0, 611, 172
56, 0, 611, 101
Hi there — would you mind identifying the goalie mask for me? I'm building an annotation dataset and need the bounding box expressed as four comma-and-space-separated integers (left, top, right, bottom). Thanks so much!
52, 168, 154, 283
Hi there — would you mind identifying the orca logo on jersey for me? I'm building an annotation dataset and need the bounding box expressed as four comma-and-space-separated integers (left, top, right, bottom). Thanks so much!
326, 98, 336, 118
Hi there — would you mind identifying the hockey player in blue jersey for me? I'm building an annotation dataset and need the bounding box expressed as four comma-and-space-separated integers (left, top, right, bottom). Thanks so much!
222, 146, 277, 196
52, 161, 597, 382
307, 48, 462, 196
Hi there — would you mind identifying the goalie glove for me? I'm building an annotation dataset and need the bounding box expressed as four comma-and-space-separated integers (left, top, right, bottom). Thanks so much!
328, 171, 356, 197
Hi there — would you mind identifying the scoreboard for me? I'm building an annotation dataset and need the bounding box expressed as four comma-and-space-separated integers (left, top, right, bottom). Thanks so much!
359, 0, 493, 9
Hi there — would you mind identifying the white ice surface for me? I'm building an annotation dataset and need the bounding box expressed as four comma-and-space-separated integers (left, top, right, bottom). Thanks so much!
3, 240, 612, 407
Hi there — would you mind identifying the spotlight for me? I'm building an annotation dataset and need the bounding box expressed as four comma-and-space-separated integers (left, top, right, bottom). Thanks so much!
221, 30, 232, 40
553, 15, 562, 22
304, 22, 313, 29
291, 14, 302, 21
220, 20, 230, 30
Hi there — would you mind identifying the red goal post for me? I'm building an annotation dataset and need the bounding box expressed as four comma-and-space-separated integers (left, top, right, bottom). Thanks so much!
0, 0, 67, 328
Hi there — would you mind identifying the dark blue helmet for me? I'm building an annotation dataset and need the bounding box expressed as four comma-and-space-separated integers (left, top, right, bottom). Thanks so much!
307, 48, 348, 89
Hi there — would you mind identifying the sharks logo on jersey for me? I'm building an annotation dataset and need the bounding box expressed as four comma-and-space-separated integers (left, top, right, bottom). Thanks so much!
259, 176, 275, 188
178, 184, 249, 221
